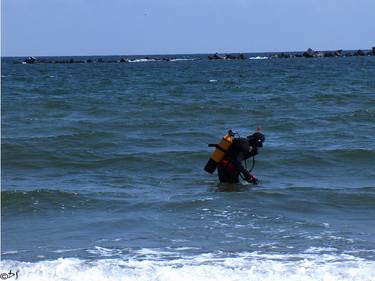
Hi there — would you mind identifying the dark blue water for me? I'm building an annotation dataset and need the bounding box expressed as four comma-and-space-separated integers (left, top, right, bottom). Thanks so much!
1, 55, 375, 281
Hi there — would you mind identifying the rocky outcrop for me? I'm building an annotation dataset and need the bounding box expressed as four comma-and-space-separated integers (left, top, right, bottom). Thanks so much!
303, 48, 315, 58
335, 50, 343, 57
353, 50, 367, 56
208, 53, 226, 60
323, 51, 335, 57
208, 53, 246, 60
270, 53, 291, 59
301, 48, 345, 58
23, 56, 37, 64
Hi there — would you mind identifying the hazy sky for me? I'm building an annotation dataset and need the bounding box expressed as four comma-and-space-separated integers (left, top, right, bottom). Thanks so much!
2, 0, 375, 56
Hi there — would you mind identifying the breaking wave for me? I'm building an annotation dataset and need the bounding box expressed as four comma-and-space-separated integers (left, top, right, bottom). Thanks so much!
1, 251, 375, 281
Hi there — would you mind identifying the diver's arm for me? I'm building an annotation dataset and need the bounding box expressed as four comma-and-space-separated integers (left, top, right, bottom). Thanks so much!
233, 152, 252, 179
249, 147, 258, 157
233, 152, 258, 184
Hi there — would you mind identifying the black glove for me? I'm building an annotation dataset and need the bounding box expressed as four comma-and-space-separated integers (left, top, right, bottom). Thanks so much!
245, 173, 258, 184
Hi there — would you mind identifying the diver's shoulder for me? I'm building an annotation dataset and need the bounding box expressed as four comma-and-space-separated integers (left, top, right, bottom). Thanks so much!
232, 137, 249, 149
233, 137, 248, 144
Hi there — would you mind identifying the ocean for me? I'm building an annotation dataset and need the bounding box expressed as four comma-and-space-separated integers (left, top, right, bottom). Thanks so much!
1, 54, 375, 281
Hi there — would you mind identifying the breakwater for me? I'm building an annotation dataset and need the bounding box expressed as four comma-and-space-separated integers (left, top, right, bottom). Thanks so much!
14, 47, 375, 64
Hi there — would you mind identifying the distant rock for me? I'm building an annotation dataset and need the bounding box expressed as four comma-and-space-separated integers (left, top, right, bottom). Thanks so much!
324, 51, 335, 58
334, 50, 343, 57
227, 53, 246, 60
279, 53, 291, 58
23, 56, 37, 64
372, 47, 375, 55
270, 53, 290, 59
208, 53, 246, 60
225, 54, 237, 60
303, 48, 315, 58
301, 48, 345, 58
119, 58, 128, 62
208, 53, 226, 60
354, 50, 366, 56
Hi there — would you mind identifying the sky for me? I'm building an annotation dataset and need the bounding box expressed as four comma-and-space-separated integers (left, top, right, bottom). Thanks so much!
1, 0, 375, 57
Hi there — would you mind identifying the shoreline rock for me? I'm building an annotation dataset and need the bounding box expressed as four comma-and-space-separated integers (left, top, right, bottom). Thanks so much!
208, 53, 246, 60
18, 47, 375, 64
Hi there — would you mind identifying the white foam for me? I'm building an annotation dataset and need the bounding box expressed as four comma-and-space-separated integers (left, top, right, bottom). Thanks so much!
172, 247, 199, 251
52, 249, 83, 254
2, 250, 19, 255
1, 252, 375, 281
170, 58, 195, 62
87, 246, 122, 257
304, 247, 338, 253
127, 58, 194, 63
249, 56, 268, 60
128, 59, 156, 63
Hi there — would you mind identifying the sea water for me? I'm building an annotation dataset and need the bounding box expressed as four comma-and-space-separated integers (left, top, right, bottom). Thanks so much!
1, 55, 375, 280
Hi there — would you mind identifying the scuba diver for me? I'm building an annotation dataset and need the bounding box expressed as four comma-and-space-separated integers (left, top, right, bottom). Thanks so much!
204, 130, 265, 184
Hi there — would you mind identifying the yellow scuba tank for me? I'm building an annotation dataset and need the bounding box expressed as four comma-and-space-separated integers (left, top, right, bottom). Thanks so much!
204, 131, 234, 174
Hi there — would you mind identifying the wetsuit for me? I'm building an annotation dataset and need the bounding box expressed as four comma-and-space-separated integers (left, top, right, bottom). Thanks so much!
218, 137, 258, 183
